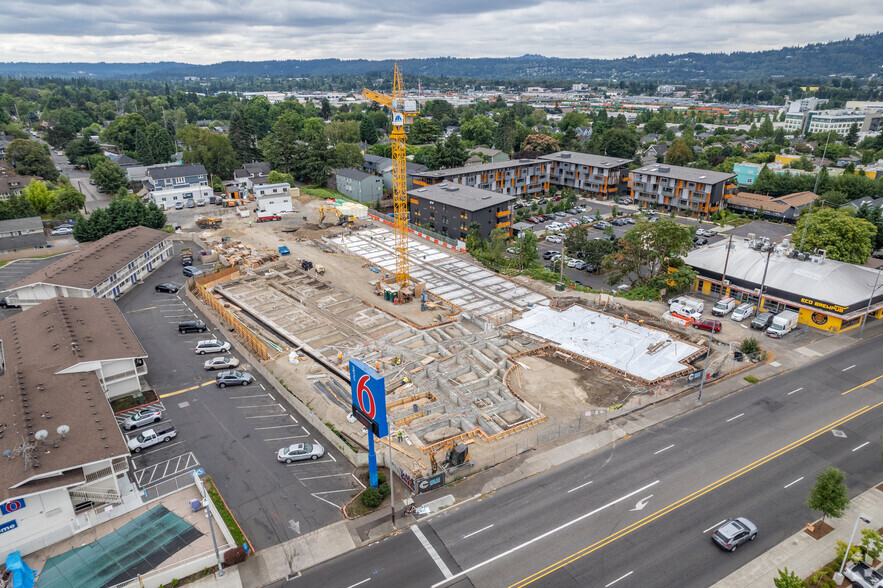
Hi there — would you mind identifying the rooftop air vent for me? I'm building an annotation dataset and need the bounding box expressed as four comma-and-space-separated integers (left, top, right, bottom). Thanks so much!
560, 153, 571, 159
658, 166, 670, 173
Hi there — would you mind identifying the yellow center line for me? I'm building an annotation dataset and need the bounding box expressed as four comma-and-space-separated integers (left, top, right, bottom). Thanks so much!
509, 400, 883, 588
842, 373, 883, 395
159, 381, 215, 398
126, 306, 157, 313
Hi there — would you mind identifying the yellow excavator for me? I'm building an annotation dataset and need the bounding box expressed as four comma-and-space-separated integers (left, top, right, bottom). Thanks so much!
195, 217, 222, 229
318, 206, 356, 228
430, 442, 470, 474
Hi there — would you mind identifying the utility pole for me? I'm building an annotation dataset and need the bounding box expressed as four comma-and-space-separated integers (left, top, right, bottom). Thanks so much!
720, 235, 733, 296
696, 327, 714, 405
858, 267, 882, 339
754, 247, 774, 316
799, 132, 831, 252
388, 433, 396, 527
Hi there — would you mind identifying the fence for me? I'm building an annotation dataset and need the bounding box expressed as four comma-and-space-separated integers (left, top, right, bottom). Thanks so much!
481, 413, 604, 469
190, 267, 271, 361
367, 211, 467, 252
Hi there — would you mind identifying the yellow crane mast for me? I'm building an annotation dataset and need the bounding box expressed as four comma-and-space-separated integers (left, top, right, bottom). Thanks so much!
363, 64, 418, 288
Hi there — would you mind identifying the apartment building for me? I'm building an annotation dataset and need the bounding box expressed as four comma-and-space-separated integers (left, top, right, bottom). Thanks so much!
538, 151, 631, 199
408, 182, 515, 241
412, 159, 549, 199
0, 297, 150, 561
0, 216, 46, 252
4, 226, 172, 308
783, 109, 869, 135
630, 164, 736, 215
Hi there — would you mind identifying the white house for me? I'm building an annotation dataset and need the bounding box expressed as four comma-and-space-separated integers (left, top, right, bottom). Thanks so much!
4, 226, 172, 308
254, 183, 293, 215
0, 298, 151, 560
148, 184, 213, 210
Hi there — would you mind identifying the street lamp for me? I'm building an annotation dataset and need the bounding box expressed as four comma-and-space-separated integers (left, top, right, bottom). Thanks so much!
858, 267, 882, 339
696, 326, 714, 405
834, 515, 870, 584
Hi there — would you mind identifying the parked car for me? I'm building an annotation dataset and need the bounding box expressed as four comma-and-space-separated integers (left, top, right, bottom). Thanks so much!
51, 226, 73, 236
693, 319, 722, 333
730, 303, 755, 322
554, 211, 567, 218
182, 266, 203, 278
696, 228, 716, 237
181, 257, 193, 267
155, 283, 179, 293
546, 235, 562, 244
89, 179, 96, 185
844, 561, 883, 588
204, 356, 240, 370
196, 199, 207, 207
583, 264, 599, 273
0, 298, 20, 309
712, 517, 757, 552
178, 320, 207, 334
174, 201, 184, 210
195, 339, 231, 354
537, 198, 548, 205
122, 407, 163, 431
750, 312, 774, 330
711, 297, 736, 316
185, 199, 196, 208
646, 216, 660, 222
617, 198, 632, 205
542, 251, 556, 260
572, 260, 586, 270
595, 221, 611, 230
277, 442, 325, 463
566, 208, 579, 215
215, 370, 254, 387
624, 217, 636, 224
694, 237, 709, 247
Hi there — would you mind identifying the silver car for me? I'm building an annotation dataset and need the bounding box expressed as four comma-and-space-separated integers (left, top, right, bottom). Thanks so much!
122, 407, 162, 431
277, 442, 325, 463
195, 339, 231, 355
204, 356, 240, 370
712, 517, 757, 551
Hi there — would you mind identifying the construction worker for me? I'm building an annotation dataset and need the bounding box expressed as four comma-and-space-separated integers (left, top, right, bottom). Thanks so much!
398, 430, 403, 443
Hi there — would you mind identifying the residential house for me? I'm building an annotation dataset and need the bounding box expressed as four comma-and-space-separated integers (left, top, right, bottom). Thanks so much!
360, 155, 429, 192
469, 147, 509, 164
835, 155, 861, 168
845, 196, 883, 212
0, 134, 13, 159
0, 217, 47, 252
4, 226, 172, 308
643, 143, 669, 162
408, 182, 515, 240
233, 162, 272, 191
629, 164, 736, 215
538, 151, 631, 200
574, 127, 593, 142
724, 191, 817, 222
335, 169, 383, 203
0, 173, 39, 200
143, 163, 210, 210
0, 297, 150, 561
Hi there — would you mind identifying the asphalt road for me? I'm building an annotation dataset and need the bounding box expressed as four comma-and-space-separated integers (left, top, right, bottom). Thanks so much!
115, 242, 360, 550
288, 335, 883, 588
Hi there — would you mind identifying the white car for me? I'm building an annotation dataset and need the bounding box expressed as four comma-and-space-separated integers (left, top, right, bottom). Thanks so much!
277, 442, 325, 463
546, 235, 562, 244
194, 339, 231, 355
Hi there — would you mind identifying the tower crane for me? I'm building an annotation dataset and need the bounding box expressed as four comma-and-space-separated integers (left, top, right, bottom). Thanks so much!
363, 64, 419, 288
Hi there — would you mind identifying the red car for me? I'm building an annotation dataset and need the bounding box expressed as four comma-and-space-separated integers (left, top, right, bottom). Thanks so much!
256, 214, 281, 223
693, 319, 722, 333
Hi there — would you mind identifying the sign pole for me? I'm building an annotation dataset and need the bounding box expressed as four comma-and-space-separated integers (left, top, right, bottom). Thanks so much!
388, 430, 396, 526
367, 433, 378, 487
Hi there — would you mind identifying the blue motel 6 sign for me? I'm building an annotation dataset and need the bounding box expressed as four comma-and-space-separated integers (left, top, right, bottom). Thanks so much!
349, 360, 388, 438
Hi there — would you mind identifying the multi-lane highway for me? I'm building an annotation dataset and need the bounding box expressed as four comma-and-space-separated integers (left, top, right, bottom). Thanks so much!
283, 335, 882, 588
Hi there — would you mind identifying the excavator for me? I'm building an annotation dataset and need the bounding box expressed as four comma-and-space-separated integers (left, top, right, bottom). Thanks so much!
195, 217, 222, 229
430, 442, 470, 474
318, 206, 356, 228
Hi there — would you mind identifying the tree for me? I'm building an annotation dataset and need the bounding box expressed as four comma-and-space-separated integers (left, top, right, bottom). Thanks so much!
262, 114, 301, 173
583, 238, 617, 267
758, 115, 775, 138
65, 138, 102, 168
0, 193, 38, 221
855, 202, 883, 252
91, 159, 129, 194
325, 120, 361, 145
360, 117, 378, 144
293, 133, 332, 186
521, 133, 560, 154
518, 229, 539, 268
795, 207, 876, 264
773, 568, 807, 588
409, 118, 441, 145
102, 113, 148, 153
806, 467, 849, 524
179, 126, 239, 178
665, 138, 693, 166
5, 139, 59, 181
52, 186, 86, 215
559, 111, 589, 133
228, 109, 261, 163
331, 142, 365, 170
604, 219, 693, 285
320, 98, 331, 121
643, 117, 667, 135
72, 198, 166, 242
459, 116, 494, 146
846, 122, 859, 147
23, 180, 55, 214
267, 170, 294, 186
494, 110, 516, 154
436, 135, 468, 169
598, 128, 638, 159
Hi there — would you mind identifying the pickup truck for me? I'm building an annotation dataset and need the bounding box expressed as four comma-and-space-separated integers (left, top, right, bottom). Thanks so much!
128, 426, 177, 453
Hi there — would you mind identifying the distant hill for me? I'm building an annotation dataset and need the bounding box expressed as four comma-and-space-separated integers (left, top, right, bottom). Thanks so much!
2, 34, 881, 82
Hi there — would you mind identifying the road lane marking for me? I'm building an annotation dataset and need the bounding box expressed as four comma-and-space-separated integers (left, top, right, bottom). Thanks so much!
788, 387, 803, 395
853, 441, 870, 452
567, 481, 593, 493
432, 480, 659, 588
784, 477, 804, 489
346, 580, 370, 588
842, 373, 883, 395
413, 525, 453, 579
605, 571, 633, 587
126, 306, 156, 313
159, 381, 214, 398
726, 413, 744, 422
843, 365, 856, 372
463, 524, 494, 539
654, 444, 675, 455
703, 520, 726, 534
506, 401, 883, 588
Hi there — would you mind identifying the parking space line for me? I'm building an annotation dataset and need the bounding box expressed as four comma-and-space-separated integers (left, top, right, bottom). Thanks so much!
255, 424, 300, 430
246, 415, 284, 419
265, 435, 309, 442
311, 489, 361, 509
299, 473, 355, 481
229, 394, 270, 399
130, 440, 183, 457
236, 404, 279, 409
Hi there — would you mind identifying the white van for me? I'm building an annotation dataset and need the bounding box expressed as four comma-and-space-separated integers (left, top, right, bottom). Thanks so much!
669, 296, 704, 315
730, 303, 755, 322
712, 297, 737, 316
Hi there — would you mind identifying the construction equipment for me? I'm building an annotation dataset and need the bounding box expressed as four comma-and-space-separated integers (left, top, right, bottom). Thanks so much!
430, 442, 469, 474
318, 206, 356, 228
364, 64, 418, 288
196, 217, 222, 229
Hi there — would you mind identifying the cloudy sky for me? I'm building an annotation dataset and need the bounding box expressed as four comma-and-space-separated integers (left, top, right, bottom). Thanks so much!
2, 0, 881, 64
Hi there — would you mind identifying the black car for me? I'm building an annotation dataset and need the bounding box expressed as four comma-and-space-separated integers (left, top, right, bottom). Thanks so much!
694, 237, 709, 246
178, 320, 207, 333
155, 283, 179, 293
750, 312, 774, 330
182, 256, 193, 267
537, 198, 548, 205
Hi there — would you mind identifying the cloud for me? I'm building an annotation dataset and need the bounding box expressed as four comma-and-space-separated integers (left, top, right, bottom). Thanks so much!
0, 0, 880, 64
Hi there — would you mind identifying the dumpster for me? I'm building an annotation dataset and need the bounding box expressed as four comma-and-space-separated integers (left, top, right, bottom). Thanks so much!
555, 282, 565, 291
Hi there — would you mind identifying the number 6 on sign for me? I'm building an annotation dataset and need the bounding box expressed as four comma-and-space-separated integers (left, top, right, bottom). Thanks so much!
349, 360, 388, 438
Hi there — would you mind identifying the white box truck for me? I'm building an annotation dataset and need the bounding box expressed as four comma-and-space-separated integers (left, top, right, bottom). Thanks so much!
766, 310, 799, 338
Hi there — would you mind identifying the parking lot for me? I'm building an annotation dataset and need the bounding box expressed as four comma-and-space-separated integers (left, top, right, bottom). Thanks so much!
116, 241, 361, 550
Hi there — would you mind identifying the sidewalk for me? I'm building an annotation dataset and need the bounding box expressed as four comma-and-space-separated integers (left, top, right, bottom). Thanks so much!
714, 484, 883, 587
189, 319, 883, 588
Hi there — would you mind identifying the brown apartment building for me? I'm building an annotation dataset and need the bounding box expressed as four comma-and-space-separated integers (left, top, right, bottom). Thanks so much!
629, 164, 736, 216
